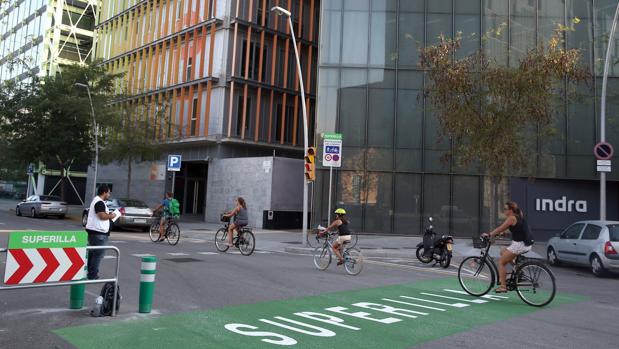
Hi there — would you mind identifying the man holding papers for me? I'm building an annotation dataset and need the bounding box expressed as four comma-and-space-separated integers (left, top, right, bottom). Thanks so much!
85, 185, 118, 280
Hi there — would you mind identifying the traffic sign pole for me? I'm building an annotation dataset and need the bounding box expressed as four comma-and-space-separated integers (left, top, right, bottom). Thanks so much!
328, 166, 333, 223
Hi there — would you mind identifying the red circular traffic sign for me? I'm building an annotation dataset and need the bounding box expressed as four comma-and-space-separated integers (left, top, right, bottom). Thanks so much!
594, 142, 614, 160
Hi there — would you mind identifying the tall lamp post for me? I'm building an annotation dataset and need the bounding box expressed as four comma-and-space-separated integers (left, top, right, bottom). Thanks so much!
599, 2, 619, 220
75, 82, 98, 199
271, 6, 310, 246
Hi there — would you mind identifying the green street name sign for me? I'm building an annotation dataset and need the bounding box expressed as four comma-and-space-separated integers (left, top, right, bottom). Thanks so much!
8, 231, 88, 249
323, 132, 342, 140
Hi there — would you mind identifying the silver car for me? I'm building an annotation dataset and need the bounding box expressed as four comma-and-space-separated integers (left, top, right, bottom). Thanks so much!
82, 198, 155, 231
16, 195, 68, 219
547, 220, 619, 277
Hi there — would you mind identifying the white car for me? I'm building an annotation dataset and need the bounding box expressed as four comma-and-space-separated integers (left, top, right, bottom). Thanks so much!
547, 220, 619, 277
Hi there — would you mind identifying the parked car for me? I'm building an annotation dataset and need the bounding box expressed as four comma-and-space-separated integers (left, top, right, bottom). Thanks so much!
16, 195, 68, 219
547, 220, 619, 277
82, 198, 155, 231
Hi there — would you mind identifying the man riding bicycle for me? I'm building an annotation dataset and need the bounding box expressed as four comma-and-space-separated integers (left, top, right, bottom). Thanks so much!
321, 208, 351, 266
482, 201, 534, 293
153, 192, 179, 242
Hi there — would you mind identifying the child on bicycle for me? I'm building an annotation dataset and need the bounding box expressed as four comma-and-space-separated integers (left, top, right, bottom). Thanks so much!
321, 208, 351, 266
482, 201, 534, 293
222, 197, 248, 247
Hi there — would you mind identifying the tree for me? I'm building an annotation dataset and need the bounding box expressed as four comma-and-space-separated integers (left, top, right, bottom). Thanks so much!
99, 101, 177, 198
419, 22, 589, 178
0, 62, 122, 200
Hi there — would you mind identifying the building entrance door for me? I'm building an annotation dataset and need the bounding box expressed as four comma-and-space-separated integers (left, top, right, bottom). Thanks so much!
171, 161, 207, 219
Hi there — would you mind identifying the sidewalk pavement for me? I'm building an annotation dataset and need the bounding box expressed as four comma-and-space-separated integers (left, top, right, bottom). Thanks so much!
178, 221, 546, 261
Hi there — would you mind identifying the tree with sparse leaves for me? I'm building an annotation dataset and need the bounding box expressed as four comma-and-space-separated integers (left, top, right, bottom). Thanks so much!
419, 21, 589, 178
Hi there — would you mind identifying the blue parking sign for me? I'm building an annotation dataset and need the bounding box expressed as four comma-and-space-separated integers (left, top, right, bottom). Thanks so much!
167, 155, 182, 171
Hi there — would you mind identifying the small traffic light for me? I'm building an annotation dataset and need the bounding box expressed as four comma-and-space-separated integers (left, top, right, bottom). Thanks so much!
304, 147, 316, 182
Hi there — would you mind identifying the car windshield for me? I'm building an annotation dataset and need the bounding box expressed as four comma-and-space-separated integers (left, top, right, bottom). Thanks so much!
40, 195, 62, 201
117, 199, 148, 208
607, 225, 619, 242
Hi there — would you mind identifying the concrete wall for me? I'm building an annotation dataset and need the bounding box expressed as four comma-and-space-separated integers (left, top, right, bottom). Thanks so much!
271, 157, 304, 211
86, 161, 166, 207
206, 157, 273, 227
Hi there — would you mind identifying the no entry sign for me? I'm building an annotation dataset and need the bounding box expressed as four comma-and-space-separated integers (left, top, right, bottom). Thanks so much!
594, 142, 614, 160
3, 231, 87, 285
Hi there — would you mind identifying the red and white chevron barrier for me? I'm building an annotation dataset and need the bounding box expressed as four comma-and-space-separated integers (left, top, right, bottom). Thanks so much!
4, 248, 86, 285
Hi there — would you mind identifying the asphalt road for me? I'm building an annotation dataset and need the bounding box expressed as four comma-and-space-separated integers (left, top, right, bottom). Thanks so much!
0, 206, 617, 349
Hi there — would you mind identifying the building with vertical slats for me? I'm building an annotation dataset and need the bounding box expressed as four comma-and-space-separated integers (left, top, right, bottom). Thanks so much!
92, 0, 319, 223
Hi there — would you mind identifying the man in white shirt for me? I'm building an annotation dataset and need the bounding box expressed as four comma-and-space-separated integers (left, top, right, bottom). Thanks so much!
85, 185, 117, 280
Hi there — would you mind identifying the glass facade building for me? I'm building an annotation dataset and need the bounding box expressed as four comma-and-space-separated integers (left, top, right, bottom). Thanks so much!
0, 0, 97, 82
313, 0, 619, 239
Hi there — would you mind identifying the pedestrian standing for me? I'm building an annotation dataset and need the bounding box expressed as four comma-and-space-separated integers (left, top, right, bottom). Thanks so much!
85, 185, 117, 280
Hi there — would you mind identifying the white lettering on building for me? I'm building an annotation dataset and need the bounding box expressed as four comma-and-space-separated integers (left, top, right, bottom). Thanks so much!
535, 196, 587, 213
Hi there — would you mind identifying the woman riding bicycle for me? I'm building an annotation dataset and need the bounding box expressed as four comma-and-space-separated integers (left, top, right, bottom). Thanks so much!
482, 201, 534, 293
321, 208, 351, 266
223, 197, 248, 247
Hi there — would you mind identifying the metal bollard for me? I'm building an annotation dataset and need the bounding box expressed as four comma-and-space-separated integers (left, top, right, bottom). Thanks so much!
138, 256, 157, 313
69, 283, 86, 309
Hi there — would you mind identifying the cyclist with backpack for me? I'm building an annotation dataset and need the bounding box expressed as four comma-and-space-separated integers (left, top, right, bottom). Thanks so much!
153, 192, 180, 242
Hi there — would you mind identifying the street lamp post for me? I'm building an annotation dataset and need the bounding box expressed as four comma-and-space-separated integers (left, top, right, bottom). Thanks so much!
271, 6, 310, 246
599, 2, 619, 221
75, 82, 98, 199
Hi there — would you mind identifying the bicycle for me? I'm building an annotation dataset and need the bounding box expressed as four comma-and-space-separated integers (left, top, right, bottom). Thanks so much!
312, 230, 363, 275
149, 213, 181, 246
214, 216, 255, 256
457, 236, 556, 307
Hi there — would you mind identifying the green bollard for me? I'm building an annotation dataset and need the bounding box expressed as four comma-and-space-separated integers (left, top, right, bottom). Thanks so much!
139, 256, 157, 313
70, 283, 86, 309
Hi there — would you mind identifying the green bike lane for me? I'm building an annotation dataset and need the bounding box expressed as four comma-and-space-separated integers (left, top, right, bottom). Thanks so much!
55, 278, 584, 349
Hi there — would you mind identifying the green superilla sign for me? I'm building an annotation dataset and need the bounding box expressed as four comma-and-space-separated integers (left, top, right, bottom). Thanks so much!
8, 231, 88, 249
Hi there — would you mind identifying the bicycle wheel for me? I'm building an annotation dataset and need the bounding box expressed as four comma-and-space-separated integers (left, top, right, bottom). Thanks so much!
458, 256, 495, 296
238, 230, 256, 256
215, 228, 230, 252
313, 245, 331, 270
149, 222, 160, 242
307, 232, 325, 248
166, 223, 181, 246
515, 261, 556, 307
347, 234, 359, 249
344, 248, 364, 275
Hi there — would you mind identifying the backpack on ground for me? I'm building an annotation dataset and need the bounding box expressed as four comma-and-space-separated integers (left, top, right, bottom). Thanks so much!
91, 282, 120, 317
169, 198, 180, 217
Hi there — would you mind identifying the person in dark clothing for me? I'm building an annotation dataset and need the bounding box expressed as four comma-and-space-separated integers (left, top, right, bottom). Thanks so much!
85, 185, 117, 280
323, 208, 351, 266
483, 201, 534, 293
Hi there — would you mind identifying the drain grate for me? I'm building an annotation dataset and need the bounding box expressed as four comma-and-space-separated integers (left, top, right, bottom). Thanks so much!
163, 258, 203, 263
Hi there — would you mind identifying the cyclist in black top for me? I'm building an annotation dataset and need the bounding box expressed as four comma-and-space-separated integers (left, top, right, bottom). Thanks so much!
323, 208, 351, 266
483, 201, 534, 293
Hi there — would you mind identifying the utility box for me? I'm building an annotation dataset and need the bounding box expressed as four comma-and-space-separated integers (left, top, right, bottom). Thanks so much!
206, 157, 304, 229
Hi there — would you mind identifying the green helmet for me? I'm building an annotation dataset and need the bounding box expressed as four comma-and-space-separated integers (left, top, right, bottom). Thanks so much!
334, 208, 346, 215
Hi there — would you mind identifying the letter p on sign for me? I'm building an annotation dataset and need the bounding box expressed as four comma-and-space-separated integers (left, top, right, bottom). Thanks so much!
167, 155, 182, 172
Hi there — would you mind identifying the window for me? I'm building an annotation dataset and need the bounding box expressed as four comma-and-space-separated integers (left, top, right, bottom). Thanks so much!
581, 224, 602, 240
562, 223, 585, 239
240, 40, 265, 81
608, 225, 619, 242
236, 95, 251, 136
275, 103, 294, 143
189, 97, 199, 136
186, 56, 192, 81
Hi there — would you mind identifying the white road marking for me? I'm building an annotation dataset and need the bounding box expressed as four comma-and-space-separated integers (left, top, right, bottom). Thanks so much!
103, 255, 117, 259
399, 295, 469, 308
254, 251, 272, 254
419, 292, 488, 304
381, 298, 446, 312
132, 254, 155, 258
167, 252, 189, 256
442, 289, 509, 300
365, 260, 459, 276
197, 252, 218, 255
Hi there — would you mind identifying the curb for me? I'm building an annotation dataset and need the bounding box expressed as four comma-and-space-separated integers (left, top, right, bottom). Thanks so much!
284, 246, 417, 259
